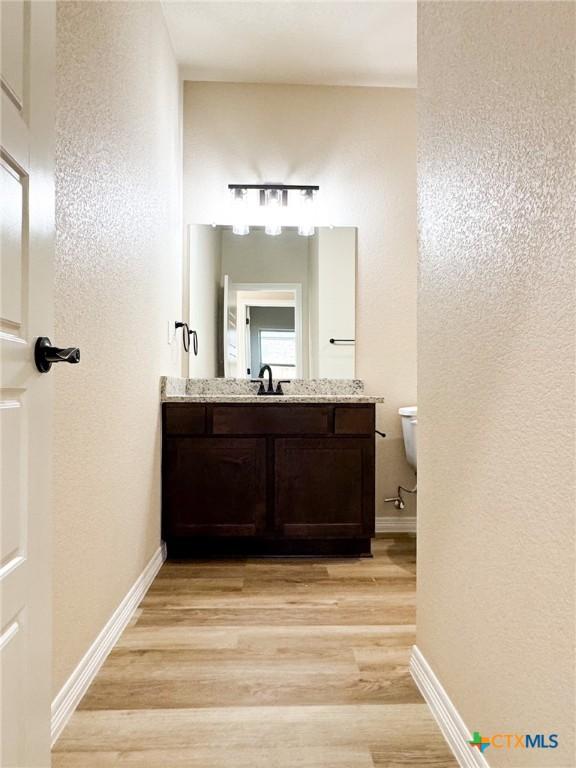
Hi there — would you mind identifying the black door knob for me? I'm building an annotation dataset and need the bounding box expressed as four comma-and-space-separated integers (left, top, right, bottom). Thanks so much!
35, 337, 80, 373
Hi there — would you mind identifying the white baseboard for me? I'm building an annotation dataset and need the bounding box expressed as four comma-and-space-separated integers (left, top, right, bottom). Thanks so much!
375, 516, 416, 533
51, 542, 167, 746
410, 646, 490, 768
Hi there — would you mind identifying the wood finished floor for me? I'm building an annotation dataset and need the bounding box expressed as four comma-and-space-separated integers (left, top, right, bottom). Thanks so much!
52, 536, 457, 767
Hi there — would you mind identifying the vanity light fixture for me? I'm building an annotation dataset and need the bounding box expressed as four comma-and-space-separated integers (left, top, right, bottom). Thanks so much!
231, 187, 249, 236
298, 188, 315, 237
228, 184, 319, 237
264, 187, 283, 236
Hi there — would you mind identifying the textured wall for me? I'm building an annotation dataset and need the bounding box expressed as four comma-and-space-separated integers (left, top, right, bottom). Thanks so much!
183, 82, 417, 520
417, 3, 575, 765
54, 1, 181, 695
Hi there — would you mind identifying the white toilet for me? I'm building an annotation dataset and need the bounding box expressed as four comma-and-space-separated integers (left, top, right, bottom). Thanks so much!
399, 406, 417, 471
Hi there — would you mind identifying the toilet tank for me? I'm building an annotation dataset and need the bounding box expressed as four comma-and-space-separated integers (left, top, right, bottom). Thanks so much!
399, 406, 417, 470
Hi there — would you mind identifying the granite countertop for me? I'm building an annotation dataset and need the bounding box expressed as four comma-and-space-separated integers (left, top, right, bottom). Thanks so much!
163, 393, 384, 403
160, 377, 385, 404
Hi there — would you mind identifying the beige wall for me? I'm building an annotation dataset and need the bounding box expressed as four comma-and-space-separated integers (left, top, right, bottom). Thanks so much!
183, 82, 417, 520
417, 3, 575, 766
53, 1, 181, 695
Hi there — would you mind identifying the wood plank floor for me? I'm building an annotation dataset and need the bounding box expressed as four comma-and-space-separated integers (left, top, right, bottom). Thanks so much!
52, 536, 457, 767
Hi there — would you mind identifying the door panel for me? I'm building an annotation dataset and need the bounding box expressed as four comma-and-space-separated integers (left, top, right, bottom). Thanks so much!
1, 159, 25, 328
274, 438, 373, 538
1, 0, 26, 109
1, 1, 55, 765
165, 438, 267, 537
0, 403, 24, 567
0, 618, 26, 766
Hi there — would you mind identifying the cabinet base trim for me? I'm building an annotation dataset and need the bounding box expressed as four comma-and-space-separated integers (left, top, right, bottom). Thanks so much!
165, 537, 372, 558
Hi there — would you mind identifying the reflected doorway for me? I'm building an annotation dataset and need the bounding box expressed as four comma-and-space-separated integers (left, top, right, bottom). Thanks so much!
234, 285, 302, 378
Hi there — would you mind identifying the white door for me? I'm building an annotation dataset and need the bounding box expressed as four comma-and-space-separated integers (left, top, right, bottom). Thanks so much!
222, 275, 237, 378
1, 2, 55, 765
244, 305, 251, 377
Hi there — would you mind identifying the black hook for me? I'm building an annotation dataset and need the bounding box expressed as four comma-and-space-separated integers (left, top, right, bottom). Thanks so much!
189, 329, 198, 356
175, 323, 198, 355
175, 322, 190, 353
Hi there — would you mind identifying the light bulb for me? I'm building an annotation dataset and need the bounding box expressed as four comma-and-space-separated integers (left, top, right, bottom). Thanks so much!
298, 188, 315, 237
264, 188, 282, 236
231, 187, 249, 236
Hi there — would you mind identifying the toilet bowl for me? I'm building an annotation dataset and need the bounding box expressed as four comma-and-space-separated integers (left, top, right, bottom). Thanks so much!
399, 406, 417, 471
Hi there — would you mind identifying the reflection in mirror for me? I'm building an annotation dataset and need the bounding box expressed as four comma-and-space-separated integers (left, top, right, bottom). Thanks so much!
187, 225, 356, 380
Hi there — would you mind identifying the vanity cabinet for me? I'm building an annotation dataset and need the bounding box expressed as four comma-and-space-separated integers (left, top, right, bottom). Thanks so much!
162, 402, 375, 557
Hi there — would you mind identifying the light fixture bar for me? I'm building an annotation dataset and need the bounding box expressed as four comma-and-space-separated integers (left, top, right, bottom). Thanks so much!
228, 184, 319, 192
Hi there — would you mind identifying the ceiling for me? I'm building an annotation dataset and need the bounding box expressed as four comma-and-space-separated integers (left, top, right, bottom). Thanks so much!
161, 1, 417, 88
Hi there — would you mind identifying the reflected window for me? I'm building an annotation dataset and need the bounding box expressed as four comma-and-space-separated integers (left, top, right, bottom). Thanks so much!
259, 330, 296, 379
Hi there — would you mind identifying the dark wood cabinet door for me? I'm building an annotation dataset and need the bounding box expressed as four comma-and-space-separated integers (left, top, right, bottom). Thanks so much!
164, 438, 267, 537
274, 438, 374, 538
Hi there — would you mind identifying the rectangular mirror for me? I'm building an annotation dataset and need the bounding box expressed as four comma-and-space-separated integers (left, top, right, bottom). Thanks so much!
187, 225, 356, 380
